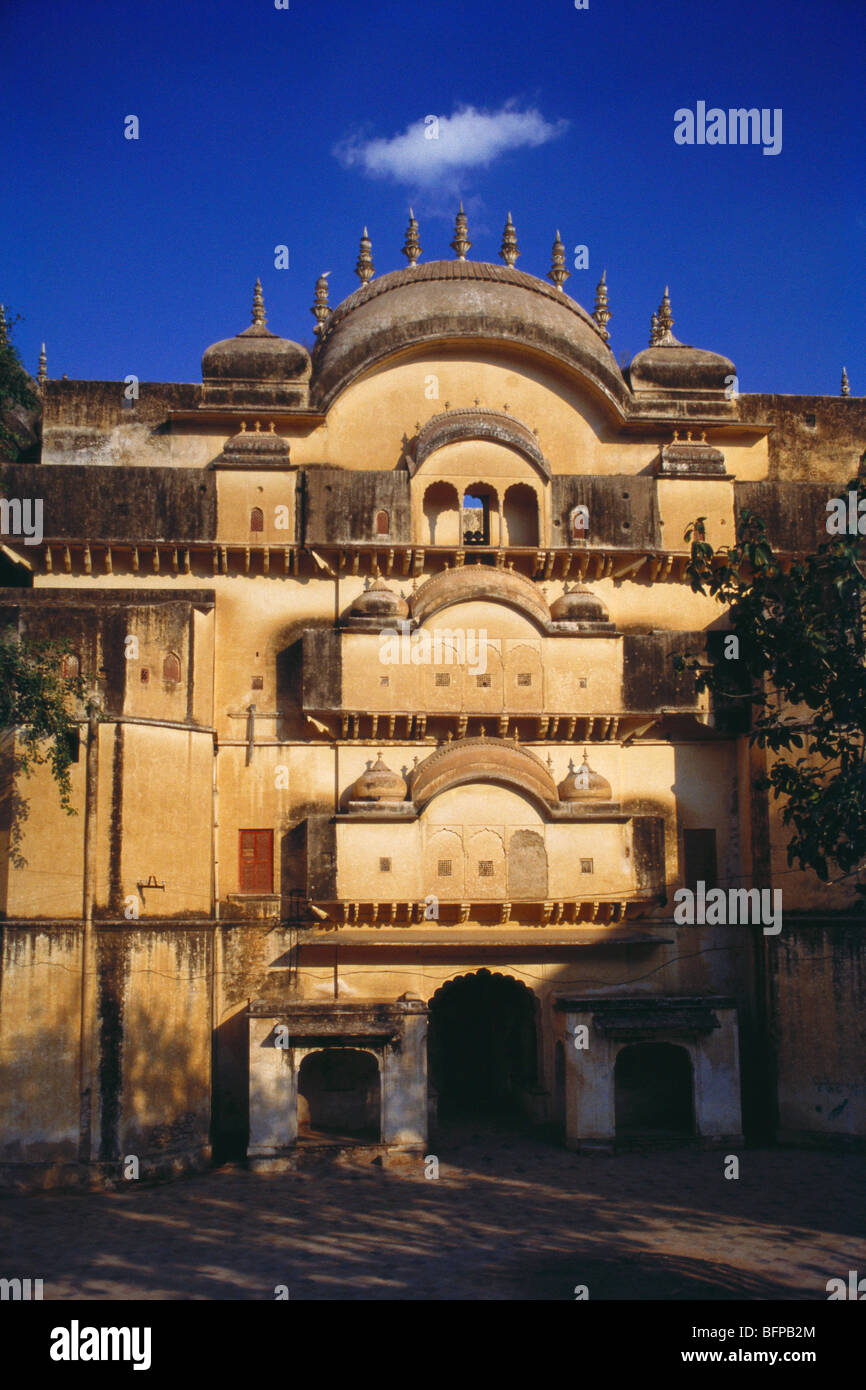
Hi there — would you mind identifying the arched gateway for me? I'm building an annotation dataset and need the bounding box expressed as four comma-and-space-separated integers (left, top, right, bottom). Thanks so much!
427, 970, 538, 1123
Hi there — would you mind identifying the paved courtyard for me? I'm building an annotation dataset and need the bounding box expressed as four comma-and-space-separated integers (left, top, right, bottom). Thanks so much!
1, 1125, 862, 1300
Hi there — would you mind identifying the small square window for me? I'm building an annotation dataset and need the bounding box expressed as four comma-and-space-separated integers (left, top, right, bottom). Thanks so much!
581, 858, 593, 874
435, 672, 451, 687
517, 672, 532, 687
438, 860, 452, 877
804, 413, 816, 427
478, 860, 494, 877
379, 858, 392, 873
251, 675, 263, 690
140, 668, 149, 684
476, 673, 491, 687
578, 677, 587, 689
380, 675, 390, 686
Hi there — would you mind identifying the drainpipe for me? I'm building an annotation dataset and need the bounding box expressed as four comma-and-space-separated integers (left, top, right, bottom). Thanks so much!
78, 693, 101, 1163
246, 704, 256, 765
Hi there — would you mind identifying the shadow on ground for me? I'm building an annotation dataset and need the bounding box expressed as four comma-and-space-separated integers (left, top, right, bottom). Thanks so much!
0, 1122, 861, 1301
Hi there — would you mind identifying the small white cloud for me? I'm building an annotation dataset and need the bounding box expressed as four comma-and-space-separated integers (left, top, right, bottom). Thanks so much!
334, 102, 568, 186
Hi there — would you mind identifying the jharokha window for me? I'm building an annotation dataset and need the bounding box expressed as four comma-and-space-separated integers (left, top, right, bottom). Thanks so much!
60, 653, 80, 680
250, 507, 264, 532
375, 510, 390, 535
239, 829, 274, 893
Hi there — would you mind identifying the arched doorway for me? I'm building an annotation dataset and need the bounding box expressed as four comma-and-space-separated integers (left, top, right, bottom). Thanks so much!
614, 1041, 694, 1137
297, 1049, 380, 1140
427, 970, 537, 1122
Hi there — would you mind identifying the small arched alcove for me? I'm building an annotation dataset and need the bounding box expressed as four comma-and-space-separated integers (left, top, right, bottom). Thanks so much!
297, 1048, 380, 1140
614, 1041, 694, 1138
423, 480, 461, 546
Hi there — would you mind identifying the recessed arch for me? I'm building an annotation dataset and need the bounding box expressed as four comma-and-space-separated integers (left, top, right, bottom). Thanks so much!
411, 407, 552, 480
423, 480, 460, 545
462, 480, 500, 546
427, 969, 538, 1120
503, 481, 539, 546
410, 564, 552, 631
297, 1048, 380, 1140
412, 736, 559, 814
162, 652, 181, 684
614, 1042, 694, 1137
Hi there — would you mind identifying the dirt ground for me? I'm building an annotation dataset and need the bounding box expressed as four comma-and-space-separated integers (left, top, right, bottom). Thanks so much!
1, 1123, 863, 1300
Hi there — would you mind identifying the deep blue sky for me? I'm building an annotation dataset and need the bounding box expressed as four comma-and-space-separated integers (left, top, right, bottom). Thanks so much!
1, 0, 863, 395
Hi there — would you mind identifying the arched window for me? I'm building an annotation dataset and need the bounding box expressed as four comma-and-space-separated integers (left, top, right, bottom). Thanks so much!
60, 653, 80, 680
375, 510, 390, 535
462, 484, 498, 546
250, 507, 264, 532
163, 652, 181, 684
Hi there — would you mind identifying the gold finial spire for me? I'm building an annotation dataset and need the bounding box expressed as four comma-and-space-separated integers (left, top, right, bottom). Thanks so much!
355, 227, 374, 284
251, 278, 266, 327
841, 367, 851, 397
547, 230, 569, 290
499, 211, 519, 267
38, 343, 47, 388
657, 286, 673, 337
402, 208, 421, 267
311, 271, 332, 336
450, 202, 471, 260
592, 269, 611, 341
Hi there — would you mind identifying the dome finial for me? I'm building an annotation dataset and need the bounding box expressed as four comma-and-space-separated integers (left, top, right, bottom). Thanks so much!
402, 209, 422, 267
37, 342, 47, 387
841, 367, 851, 397
451, 203, 471, 260
311, 271, 332, 336
650, 310, 661, 346
499, 211, 519, 267
252, 278, 266, 327
548, 231, 569, 290
355, 227, 375, 284
657, 286, 673, 337
592, 268, 611, 341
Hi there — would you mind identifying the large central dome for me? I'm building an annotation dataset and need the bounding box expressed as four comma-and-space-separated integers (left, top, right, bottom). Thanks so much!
311, 258, 629, 414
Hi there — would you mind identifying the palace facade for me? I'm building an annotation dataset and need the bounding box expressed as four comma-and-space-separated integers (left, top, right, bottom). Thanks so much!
1, 212, 864, 1185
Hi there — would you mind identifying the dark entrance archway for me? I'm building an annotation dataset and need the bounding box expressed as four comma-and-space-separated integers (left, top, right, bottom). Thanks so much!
427, 970, 537, 1122
297, 1048, 380, 1140
614, 1041, 694, 1138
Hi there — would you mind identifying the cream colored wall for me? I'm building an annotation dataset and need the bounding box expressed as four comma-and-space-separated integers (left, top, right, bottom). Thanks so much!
317, 348, 771, 480
215, 471, 296, 544
342, 608, 623, 716
334, 784, 635, 904
1, 747, 87, 918
656, 478, 736, 552
110, 724, 213, 918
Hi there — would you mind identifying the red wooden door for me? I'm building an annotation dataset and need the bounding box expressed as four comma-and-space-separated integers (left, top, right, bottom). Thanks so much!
239, 829, 274, 893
